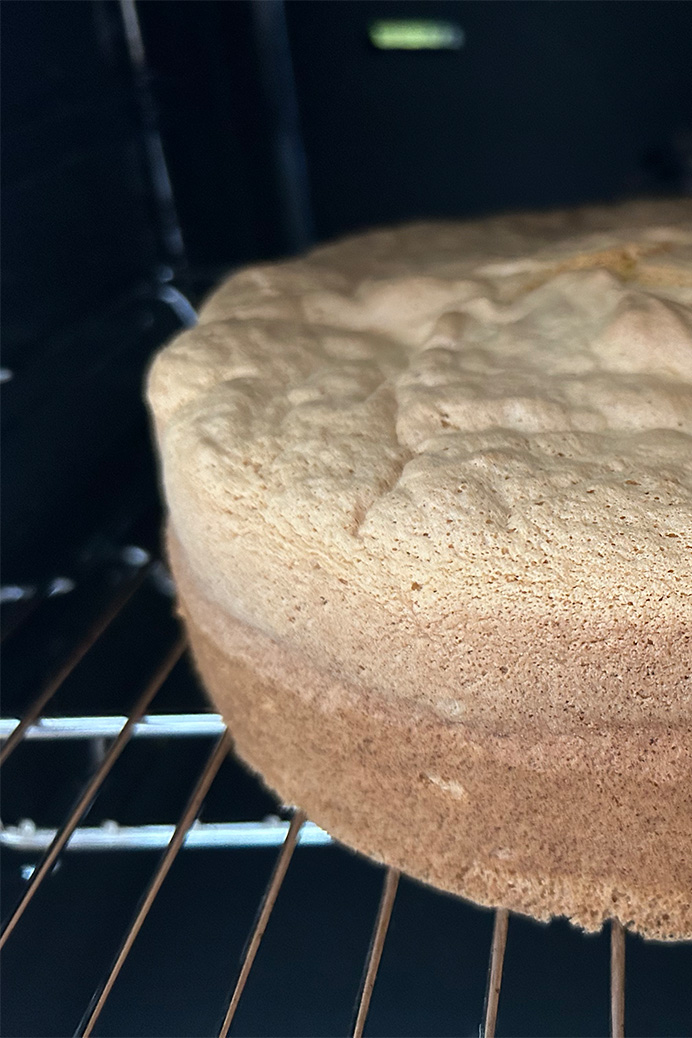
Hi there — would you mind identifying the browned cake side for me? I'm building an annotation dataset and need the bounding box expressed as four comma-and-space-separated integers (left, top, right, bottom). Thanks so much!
170, 533, 691, 940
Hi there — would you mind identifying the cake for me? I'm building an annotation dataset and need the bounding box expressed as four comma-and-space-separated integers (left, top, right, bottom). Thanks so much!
147, 199, 692, 940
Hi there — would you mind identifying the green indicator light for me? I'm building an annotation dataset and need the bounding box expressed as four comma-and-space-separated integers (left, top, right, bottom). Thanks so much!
369, 19, 465, 51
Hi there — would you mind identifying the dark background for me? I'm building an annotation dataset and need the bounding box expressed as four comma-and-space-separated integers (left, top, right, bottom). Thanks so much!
3, 0, 692, 584
2, 3, 692, 1036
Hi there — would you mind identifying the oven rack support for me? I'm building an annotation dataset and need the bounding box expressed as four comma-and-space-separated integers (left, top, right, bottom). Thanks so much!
1, 817, 332, 853
0, 712, 227, 741
0, 559, 628, 1038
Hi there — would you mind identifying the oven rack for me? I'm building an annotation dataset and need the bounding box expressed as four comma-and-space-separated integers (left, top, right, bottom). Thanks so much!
0, 557, 646, 1038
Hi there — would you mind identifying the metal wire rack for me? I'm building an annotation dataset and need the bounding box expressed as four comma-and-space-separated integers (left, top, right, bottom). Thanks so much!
0, 552, 685, 1038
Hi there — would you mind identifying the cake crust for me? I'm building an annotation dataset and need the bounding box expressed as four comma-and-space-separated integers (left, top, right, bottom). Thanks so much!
148, 200, 692, 938
171, 533, 692, 940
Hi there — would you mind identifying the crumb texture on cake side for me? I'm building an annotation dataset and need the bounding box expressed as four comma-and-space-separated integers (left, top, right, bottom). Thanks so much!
148, 199, 692, 939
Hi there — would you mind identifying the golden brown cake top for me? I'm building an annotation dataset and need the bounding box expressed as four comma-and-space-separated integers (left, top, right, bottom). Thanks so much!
149, 199, 692, 634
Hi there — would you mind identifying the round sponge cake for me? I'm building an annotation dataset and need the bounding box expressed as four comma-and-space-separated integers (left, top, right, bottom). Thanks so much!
147, 200, 692, 940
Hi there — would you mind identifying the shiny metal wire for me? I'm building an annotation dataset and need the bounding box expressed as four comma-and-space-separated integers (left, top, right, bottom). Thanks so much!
217, 810, 307, 1037
0, 565, 150, 765
352, 867, 400, 1038
77, 731, 231, 1037
610, 919, 626, 1038
0, 638, 185, 950
1, 570, 632, 1036
483, 908, 509, 1038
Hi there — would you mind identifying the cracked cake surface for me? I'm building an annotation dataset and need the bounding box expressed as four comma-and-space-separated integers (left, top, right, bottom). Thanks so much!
148, 199, 692, 939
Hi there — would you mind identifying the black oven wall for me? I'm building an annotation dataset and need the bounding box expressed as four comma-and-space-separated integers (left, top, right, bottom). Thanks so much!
3, 0, 692, 583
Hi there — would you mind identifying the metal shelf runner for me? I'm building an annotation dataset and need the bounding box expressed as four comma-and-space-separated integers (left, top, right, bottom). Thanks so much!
0, 561, 627, 1038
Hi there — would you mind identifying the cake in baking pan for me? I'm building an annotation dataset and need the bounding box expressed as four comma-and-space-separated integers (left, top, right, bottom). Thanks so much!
147, 199, 692, 939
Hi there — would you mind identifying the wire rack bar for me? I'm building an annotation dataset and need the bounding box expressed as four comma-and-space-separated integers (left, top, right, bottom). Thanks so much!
482, 908, 509, 1038
0, 566, 151, 766
0, 712, 226, 741
610, 919, 626, 1038
217, 809, 307, 1038
2, 818, 330, 853
77, 731, 231, 1037
352, 867, 400, 1038
0, 638, 185, 951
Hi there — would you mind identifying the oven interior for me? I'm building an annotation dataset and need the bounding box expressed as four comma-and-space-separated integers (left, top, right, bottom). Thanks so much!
2, 3, 692, 1035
